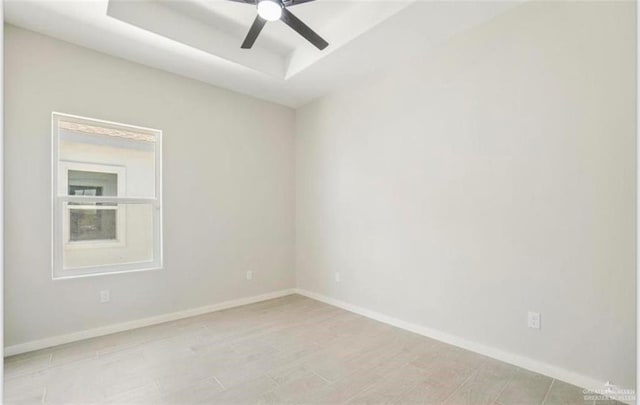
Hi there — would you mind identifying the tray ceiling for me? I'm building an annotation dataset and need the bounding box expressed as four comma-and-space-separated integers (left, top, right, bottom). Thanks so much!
5, 0, 522, 107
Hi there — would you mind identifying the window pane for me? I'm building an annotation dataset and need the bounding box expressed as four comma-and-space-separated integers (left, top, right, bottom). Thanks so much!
68, 170, 118, 196
59, 123, 157, 198
63, 203, 158, 270
66, 169, 118, 241
69, 208, 117, 241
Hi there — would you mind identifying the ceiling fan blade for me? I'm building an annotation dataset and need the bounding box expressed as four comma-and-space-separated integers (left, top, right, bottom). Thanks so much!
282, 0, 316, 7
241, 15, 267, 49
280, 8, 328, 50
226, 0, 256, 3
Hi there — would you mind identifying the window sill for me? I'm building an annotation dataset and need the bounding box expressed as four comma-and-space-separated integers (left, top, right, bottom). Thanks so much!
52, 265, 163, 280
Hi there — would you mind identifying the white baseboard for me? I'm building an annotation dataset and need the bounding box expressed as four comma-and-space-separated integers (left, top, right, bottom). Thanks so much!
294, 288, 632, 404
4, 288, 295, 357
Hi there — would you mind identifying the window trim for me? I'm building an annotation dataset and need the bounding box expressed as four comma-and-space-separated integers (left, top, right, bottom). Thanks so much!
52, 112, 163, 280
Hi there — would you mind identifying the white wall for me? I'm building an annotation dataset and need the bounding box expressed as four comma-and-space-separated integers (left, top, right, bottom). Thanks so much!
296, 0, 636, 391
4, 24, 295, 347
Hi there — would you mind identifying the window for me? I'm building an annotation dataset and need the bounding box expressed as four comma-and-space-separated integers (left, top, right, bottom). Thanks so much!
62, 162, 125, 246
52, 113, 162, 279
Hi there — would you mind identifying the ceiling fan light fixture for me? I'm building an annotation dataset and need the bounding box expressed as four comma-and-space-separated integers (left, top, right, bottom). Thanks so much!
257, 0, 282, 21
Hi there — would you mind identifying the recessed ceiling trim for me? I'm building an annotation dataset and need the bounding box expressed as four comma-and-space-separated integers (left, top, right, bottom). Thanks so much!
107, 0, 287, 78
285, 0, 412, 78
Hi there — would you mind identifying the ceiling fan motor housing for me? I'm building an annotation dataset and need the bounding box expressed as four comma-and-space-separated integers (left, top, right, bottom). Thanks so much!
257, 0, 282, 22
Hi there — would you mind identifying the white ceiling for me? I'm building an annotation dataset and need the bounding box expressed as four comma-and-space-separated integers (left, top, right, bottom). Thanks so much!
5, 0, 522, 107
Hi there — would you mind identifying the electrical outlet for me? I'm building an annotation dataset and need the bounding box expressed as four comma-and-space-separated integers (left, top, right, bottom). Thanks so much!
246, 271, 253, 280
335, 272, 341, 282
527, 311, 540, 329
100, 290, 110, 303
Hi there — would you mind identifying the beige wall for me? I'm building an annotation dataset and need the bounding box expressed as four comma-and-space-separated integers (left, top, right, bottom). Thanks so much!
296, 1, 636, 391
4, 24, 295, 346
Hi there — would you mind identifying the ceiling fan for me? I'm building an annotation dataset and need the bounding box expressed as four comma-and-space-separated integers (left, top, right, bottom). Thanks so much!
229, 0, 329, 50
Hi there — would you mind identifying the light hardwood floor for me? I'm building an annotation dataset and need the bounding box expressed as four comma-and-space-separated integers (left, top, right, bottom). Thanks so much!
5, 294, 620, 404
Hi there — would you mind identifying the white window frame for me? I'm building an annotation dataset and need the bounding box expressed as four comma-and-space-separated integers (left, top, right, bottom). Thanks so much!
52, 112, 163, 279
61, 161, 127, 249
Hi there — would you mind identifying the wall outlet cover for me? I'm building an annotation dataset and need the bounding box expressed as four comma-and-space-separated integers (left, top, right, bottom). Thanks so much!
100, 290, 110, 303
527, 311, 541, 329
